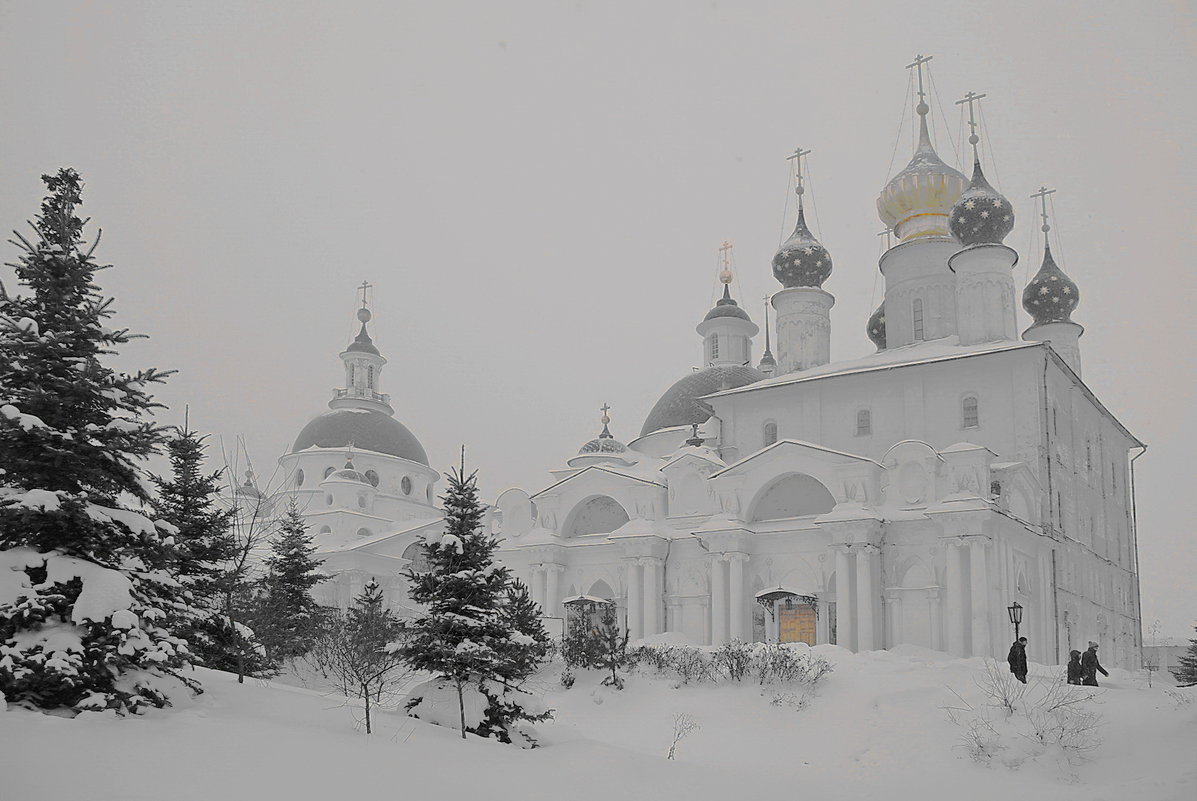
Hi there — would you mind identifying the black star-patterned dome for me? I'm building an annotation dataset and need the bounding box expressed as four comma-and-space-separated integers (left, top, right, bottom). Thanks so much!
866, 302, 886, 350
772, 207, 832, 288
949, 160, 1014, 246
1022, 243, 1079, 325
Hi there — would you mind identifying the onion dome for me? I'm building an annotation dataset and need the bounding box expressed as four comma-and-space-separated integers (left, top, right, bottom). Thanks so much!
1022, 243, 1079, 325
866, 301, 886, 350
326, 457, 370, 484
772, 206, 832, 288
641, 364, 763, 437
292, 408, 429, 465
580, 406, 627, 454
346, 307, 380, 355
877, 112, 967, 241
949, 160, 1014, 246
704, 284, 751, 321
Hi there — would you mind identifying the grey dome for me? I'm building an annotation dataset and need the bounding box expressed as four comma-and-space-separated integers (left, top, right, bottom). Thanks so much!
325, 459, 371, 484
293, 408, 429, 465
703, 286, 751, 322
949, 159, 1014, 246
345, 323, 380, 356
580, 434, 627, 455
640, 365, 764, 437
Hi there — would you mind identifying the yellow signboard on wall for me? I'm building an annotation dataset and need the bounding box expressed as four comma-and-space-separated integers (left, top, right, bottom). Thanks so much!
778, 603, 816, 645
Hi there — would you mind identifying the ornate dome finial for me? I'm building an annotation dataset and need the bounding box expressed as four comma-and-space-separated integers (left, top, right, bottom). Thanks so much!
773, 147, 832, 288
867, 301, 887, 350
579, 404, 627, 456
1022, 188, 1079, 325
758, 295, 777, 373
704, 243, 752, 322
877, 56, 968, 241
949, 93, 1014, 246
346, 281, 380, 355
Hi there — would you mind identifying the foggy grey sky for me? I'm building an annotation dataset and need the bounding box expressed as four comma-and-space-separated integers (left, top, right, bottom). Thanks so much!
1, 1, 1193, 636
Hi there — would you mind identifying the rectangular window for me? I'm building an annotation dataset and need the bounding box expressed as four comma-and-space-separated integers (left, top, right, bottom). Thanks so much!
709, 336, 719, 362
913, 298, 925, 341
962, 396, 979, 429
856, 409, 871, 436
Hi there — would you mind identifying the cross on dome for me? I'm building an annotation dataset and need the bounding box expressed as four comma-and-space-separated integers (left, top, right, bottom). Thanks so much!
956, 91, 987, 160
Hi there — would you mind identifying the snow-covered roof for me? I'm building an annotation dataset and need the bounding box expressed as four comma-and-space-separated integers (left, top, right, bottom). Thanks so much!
561, 594, 614, 606
531, 463, 665, 500
712, 438, 880, 478
314, 515, 443, 554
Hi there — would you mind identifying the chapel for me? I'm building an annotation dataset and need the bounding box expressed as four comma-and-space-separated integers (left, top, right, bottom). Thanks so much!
271, 65, 1144, 669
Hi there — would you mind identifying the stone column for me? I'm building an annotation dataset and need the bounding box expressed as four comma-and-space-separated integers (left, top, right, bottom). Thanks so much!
710, 555, 728, 645
545, 564, 562, 621
728, 553, 747, 642
626, 559, 643, 641
530, 565, 546, 611
945, 540, 967, 657
701, 597, 712, 646
856, 545, 878, 651
969, 538, 992, 658
835, 547, 855, 651
815, 593, 829, 645
928, 587, 943, 652
772, 286, 836, 375
642, 557, 663, 638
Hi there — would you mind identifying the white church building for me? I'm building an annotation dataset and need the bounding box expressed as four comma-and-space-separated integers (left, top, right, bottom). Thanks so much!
269, 77, 1144, 669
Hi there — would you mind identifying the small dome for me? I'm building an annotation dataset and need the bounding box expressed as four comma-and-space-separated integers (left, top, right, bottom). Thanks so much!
579, 435, 627, 455
234, 471, 264, 500
867, 302, 886, 350
345, 323, 380, 355
641, 364, 764, 437
1022, 243, 1079, 325
704, 284, 751, 321
949, 160, 1014, 246
772, 207, 832, 288
323, 458, 370, 485
293, 408, 429, 465
877, 114, 967, 241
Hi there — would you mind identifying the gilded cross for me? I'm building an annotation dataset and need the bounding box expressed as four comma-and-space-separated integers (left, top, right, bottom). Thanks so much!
719, 240, 733, 269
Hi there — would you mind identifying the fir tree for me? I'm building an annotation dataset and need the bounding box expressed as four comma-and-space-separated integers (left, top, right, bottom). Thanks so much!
309, 579, 409, 734
496, 578, 551, 684
150, 426, 245, 669
595, 602, 630, 689
1171, 624, 1197, 686
0, 169, 201, 712
400, 463, 547, 741
257, 499, 327, 663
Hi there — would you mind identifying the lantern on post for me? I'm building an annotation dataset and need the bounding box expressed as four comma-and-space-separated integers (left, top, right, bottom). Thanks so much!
1007, 601, 1023, 640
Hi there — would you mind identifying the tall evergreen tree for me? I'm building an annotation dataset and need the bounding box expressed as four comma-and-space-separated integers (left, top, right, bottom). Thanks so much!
0, 169, 201, 712
1171, 624, 1197, 686
256, 499, 326, 663
496, 578, 551, 684
400, 464, 547, 741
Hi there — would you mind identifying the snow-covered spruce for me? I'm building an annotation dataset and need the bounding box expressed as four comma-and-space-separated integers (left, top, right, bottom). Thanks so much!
399, 465, 552, 743
0, 169, 202, 713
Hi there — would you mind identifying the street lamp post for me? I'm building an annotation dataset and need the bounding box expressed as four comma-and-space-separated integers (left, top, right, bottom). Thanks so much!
1007, 601, 1023, 641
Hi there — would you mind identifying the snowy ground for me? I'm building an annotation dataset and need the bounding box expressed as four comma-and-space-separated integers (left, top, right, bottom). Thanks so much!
3, 646, 1194, 801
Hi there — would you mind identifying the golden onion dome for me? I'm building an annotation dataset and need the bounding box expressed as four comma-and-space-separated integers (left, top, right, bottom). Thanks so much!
877, 109, 967, 242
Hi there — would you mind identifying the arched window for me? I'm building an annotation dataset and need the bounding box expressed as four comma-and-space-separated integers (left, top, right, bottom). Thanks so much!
365, 469, 380, 487
565, 495, 630, 538
367, 365, 374, 389
357, 494, 367, 509
325, 494, 333, 507
855, 408, 872, 436
324, 466, 335, 479
402, 542, 432, 573
709, 335, 719, 362
912, 298, 925, 341
763, 421, 778, 446
349, 363, 356, 385
356, 527, 372, 537
401, 476, 412, 495
319, 525, 331, 535
962, 396, 979, 429
749, 473, 836, 522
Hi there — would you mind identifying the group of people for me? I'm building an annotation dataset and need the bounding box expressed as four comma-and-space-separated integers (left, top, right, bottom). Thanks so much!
1006, 637, 1110, 686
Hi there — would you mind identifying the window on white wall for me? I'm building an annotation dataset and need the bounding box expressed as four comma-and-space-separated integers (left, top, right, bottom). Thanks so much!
962, 396, 979, 429
912, 298, 925, 341
855, 408, 872, 436
763, 421, 778, 446
367, 365, 375, 388
709, 336, 719, 362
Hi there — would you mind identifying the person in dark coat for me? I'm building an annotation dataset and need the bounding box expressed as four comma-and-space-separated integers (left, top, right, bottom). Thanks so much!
1007, 637, 1028, 683
1067, 650, 1083, 684
1081, 641, 1108, 686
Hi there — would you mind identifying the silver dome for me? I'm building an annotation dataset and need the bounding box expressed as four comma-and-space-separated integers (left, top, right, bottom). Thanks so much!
640, 364, 764, 437
292, 408, 429, 465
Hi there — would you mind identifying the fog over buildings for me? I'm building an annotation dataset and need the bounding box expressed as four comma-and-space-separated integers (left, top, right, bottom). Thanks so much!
0, 2, 1193, 637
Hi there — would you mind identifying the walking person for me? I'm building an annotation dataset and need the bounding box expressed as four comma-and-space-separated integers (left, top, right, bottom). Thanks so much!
1081, 641, 1108, 687
1007, 636, 1028, 683
1067, 649, 1083, 685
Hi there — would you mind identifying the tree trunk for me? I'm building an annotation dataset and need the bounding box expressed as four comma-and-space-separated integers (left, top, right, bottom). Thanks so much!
457, 678, 467, 740
227, 592, 245, 684
363, 682, 372, 735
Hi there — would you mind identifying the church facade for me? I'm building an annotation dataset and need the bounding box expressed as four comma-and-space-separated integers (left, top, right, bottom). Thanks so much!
270, 84, 1144, 669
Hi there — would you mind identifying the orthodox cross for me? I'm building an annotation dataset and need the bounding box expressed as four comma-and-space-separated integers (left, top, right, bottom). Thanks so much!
787, 146, 811, 202
719, 240, 733, 269
955, 91, 987, 160
1031, 186, 1056, 234
357, 280, 372, 308
906, 54, 933, 110
600, 402, 611, 419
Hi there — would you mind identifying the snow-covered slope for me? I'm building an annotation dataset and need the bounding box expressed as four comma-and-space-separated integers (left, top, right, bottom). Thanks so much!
3, 647, 1194, 801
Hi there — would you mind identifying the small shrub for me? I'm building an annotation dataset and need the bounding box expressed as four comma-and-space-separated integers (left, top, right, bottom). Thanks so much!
714, 640, 754, 682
